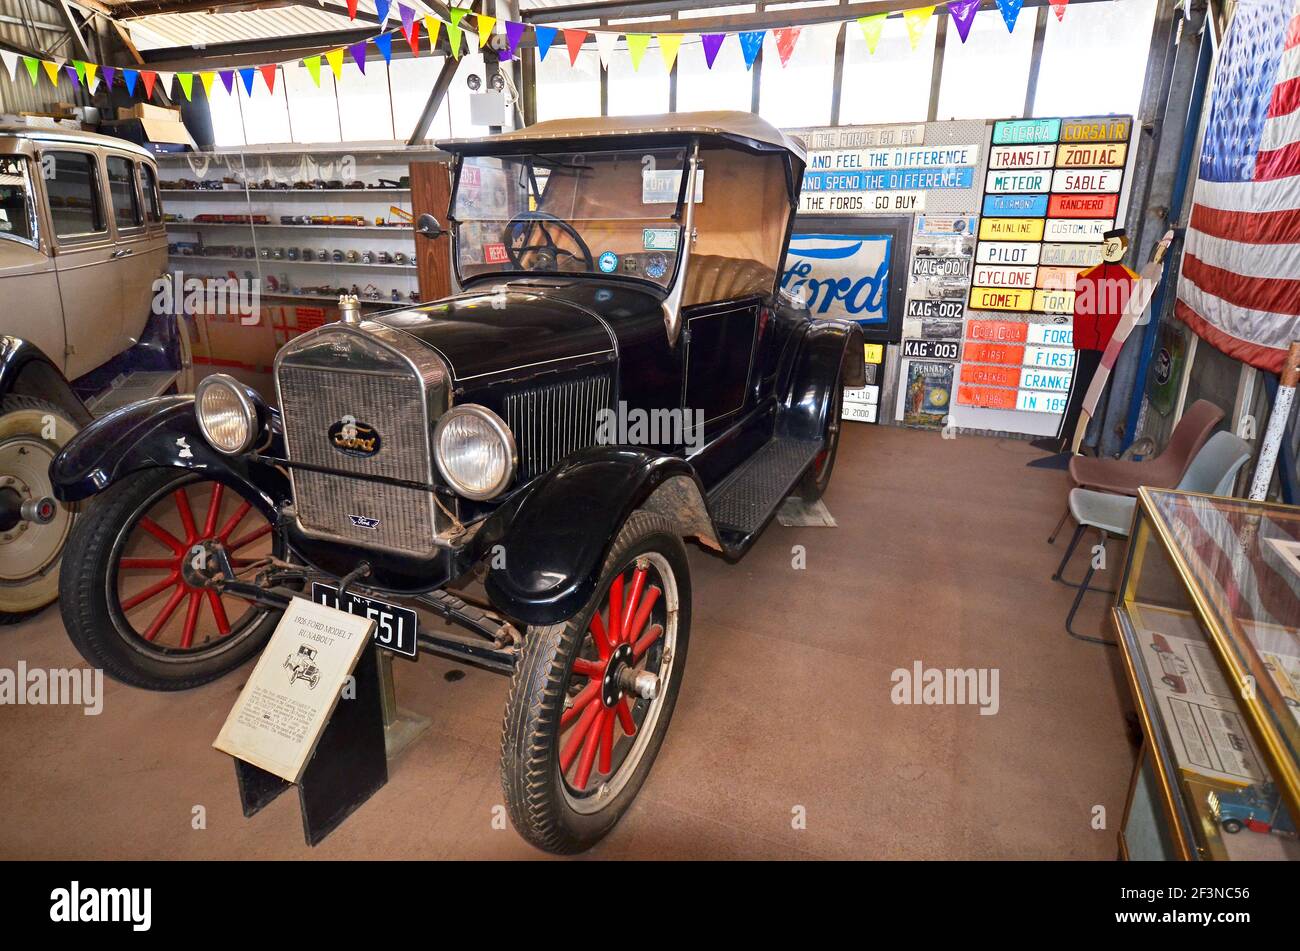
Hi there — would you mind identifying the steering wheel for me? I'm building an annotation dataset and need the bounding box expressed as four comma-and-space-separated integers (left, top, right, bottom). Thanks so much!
502, 211, 594, 273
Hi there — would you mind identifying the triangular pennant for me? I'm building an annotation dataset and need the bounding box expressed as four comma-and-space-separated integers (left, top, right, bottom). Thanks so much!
84, 62, 97, 91
238, 67, 255, 95
200, 71, 216, 97
375, 0, 390, 25
73, 60, 86, 86
701, 33, 725, 69
140, 69, 157, 98
303, 55, 321, 86
424, 16, 442, 53
857, 14, 886, 54
658, 33, 682, 71
346, 0, 357, 19
563, 29, 588, 66
903, 7, 935, 49
477, 14, 495, 48
399, 3, 416, 38
503, 21, 526, 60
995, 0, 1023, 31
41, 60, 61, 86
0, 50, 19, 83
594, 32, 617, 68
63, 65, 79, 88
123, 68, 138, 95
325, 48, 345, 80
773, 27, 800, 66
448, 9, 467, 58
738, 31, 764, 69
947, 0, 981, 42
158, 71, 174, 96
22, 57, 39, 85
177, 72, 194, 100
374, 32, 393, 63
535, 25, 558, 60
403, 10, 420, 55
627, 33, 651, 70
101, 65, 116, 90
259, 64, 277, 92
348, 41, 367, 73
219, 69, 235, 94
1050, 0, 1068, 20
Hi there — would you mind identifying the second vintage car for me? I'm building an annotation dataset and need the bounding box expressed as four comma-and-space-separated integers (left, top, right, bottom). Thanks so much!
51, 112, 864, 853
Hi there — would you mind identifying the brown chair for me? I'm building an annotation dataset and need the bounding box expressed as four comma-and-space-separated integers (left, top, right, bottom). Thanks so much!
1047, 399, 1225, 543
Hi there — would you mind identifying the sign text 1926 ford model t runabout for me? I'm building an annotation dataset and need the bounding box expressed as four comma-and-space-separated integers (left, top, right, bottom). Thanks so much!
51, 112, 864, 853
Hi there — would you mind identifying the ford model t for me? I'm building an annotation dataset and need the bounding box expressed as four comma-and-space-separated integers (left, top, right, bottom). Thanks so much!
51, 112, 864, 853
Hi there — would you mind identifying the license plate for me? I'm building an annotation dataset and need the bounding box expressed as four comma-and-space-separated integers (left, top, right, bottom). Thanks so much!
310, 583, 419, 657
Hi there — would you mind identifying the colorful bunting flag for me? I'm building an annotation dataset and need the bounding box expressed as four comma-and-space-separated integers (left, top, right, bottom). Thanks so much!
947, 0, 981, 42
199, 71, 215, 97
84, 62, 97, 92
425, 16, 442, 54
375, 0, 391, 25
535, 25, 558, 60
903, 7, 935, 48
504, 21, 526, 60
158, 71, 174, 96
374, 32, 393, 63
178, 72, 194, 100
102, 65, 116, 90
658, 33, 682, 71
347, 42, 367, 73
219, 69, 235, 94
564, 29, 588, 66
1050, 0, 1069, 19
738, 30, 764, 69
477, 14, 496, 48
995, 0, 1023, 31
399, 3, 416, 38
141, 70, 157, 98
346, 0, 357, 20
594, 31, 617, 68
773, 27, 800, 66
238, 67, 255, 95
448, 9, 467, 58
259, 64, 277, 92
303, 55, 322, 86
0, 49, 18, 82
72, 60, 86, 86
325, 48, 345, 80
123, 68, 138, 95
701, 33, 726, 69
41, 60, 61, 86
857, 14, 886, 54
627, 33, 651, 70
64, 65, 78, 88
22, 57, 38, 85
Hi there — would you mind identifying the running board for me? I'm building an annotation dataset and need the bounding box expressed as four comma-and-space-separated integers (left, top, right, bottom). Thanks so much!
706, 436, 822, 555
85, 370, 180, 418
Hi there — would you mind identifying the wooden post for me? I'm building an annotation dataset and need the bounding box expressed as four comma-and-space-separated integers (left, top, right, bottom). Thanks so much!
1248, 340, 1300, 500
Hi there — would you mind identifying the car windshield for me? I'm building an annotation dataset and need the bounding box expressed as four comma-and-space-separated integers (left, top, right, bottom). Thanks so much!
451, 148, 688, 289
0, 157, 36, 244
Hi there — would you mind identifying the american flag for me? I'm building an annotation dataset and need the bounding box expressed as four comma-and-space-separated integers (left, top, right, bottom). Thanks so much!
1177, 0, 1300, 373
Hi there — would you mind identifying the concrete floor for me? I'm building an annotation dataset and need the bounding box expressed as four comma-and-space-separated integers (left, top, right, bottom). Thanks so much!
0, 424, 1136, 859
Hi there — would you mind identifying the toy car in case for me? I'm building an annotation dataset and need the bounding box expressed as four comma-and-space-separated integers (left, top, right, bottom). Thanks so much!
50, 112, 865, 853
1210, 782, 1298, 837
0, 124, 180, 623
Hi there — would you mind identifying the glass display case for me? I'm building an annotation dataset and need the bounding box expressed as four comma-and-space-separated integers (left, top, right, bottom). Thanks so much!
1114, 487, 1300, 860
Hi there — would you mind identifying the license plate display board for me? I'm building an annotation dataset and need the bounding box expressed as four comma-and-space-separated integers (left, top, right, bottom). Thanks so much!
311, 582, 419, 657
957, 115, 1133, 429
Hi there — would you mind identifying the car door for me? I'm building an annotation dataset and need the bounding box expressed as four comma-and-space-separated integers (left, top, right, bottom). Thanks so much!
681, 296, 761, 446
104, 153, 160, 351
42, 147, 121, 379
0, 151, 64, 369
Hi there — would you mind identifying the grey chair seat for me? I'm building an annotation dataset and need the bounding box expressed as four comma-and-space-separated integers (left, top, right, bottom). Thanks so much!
1068, 488, 1137, 537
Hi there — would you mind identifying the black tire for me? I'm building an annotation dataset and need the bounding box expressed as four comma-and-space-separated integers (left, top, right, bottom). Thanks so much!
795, 366, 844, 504
0, 395, 79, 624
1221, 819, 1243, 834
500, 510, 691, 853
59, 467, 284, 691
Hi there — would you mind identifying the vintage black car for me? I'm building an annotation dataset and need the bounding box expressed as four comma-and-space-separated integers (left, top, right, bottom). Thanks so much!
50, 111, 864, 853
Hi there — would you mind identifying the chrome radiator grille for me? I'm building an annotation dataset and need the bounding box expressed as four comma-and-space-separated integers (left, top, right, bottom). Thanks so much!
277, 329, 443, 557
503, 372, 613, 481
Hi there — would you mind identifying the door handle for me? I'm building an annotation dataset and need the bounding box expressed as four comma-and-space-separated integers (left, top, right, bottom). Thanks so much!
111, 248, 134, 258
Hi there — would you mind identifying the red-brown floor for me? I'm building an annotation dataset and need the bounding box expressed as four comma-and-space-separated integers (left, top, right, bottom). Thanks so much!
0, 424, 1134, 859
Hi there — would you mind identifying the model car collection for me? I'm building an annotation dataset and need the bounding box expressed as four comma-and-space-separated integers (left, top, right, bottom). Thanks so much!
41, 112, 864, 852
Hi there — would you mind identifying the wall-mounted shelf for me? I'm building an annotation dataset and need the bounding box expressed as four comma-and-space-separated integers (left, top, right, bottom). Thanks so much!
169, 253, 416, 271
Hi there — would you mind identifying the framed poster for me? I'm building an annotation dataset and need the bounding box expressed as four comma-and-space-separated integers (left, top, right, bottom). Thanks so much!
786, 215, 910, 344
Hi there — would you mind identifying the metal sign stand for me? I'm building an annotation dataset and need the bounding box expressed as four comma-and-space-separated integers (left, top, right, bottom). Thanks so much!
378, 650, 432, 760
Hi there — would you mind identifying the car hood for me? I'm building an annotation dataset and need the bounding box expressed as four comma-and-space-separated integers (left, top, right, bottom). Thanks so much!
373, 281, 651, 382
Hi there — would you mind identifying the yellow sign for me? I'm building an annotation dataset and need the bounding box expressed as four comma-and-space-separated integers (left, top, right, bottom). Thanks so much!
1033, 289, 1076, 314
968, 287, 1034, 311
1059, 117, 1132, 143
864, 343, 884, 364
1056, 142, 1127, 168
979, 217, 1046, 242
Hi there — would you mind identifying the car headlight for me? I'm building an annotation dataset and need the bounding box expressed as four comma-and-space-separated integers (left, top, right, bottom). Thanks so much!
195, 374, 259, 455
433, 405, 516, 500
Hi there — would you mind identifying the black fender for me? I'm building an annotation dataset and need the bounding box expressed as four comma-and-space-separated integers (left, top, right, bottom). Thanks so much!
0, 335, 92, 426
50, 394, 289, 515
777, 318, 865, 442
471, 447, 718, 627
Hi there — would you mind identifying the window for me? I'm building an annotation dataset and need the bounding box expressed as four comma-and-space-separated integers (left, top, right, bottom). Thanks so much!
535, 44, 601, 122
759, 21, 839, 127
608, 35, 670, 116
0, 157, 37, 244
391, 55, 451, 141
838, 14, 936, 123
936, 9, 1036, 120
678, 4, 756, 113
106, 156, 141, 229
208, 82, 246, 148
136, 162, 162, 223
1033, 0, 1159, 118
283, 61, 342, 143
335, 61, 395, 141
44, 151, 105, 238
239, 67, 294, 145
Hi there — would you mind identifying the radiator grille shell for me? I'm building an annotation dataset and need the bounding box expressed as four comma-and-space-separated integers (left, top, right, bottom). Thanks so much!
503, 372, 613, 481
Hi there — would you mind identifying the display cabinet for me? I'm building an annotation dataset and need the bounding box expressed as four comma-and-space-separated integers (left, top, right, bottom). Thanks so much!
1113, 487, 1300, 861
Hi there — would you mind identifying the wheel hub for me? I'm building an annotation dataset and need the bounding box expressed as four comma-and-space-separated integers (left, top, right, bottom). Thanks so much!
601, 643, 632, 708
179, 539, 233, 589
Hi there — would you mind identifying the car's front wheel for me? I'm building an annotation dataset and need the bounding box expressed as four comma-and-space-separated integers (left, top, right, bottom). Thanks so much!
500, 510, 691, 853
59, 468, 284, 690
